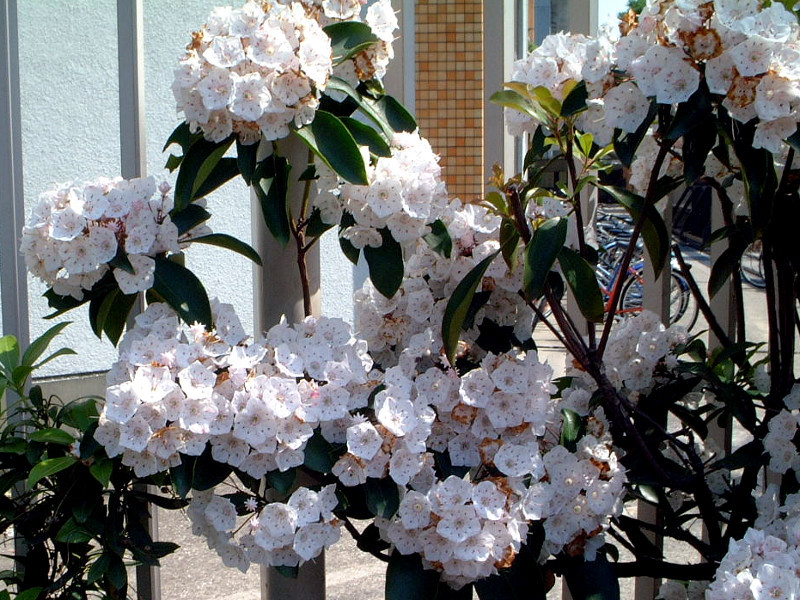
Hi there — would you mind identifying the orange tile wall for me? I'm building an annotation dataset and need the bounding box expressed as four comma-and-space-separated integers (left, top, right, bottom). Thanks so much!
415, 0, 485, 202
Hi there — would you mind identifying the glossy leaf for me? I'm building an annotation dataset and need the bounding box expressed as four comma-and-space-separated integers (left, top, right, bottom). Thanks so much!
30, 428, 75, 446
0, 335, 19, 375
340, 116, 391, 157
325, 77, 392, 136
254, 155, 291, 247
90, 459, 113, 488
192, 157, 240, 200
523, 218, 568, 301
90, 289, 138, 346
304, 430, 340, 473
442, 252, 498, 365
597, 184, 670, 277
163, 120, 201, 153
664, 85, 713, 141
153, 256, 213, 328
171, 204, 211, 235
266, 468, 296, 496
324, 21, 379, 64
564, 556, 620, 600
385, 552, 439, 600
423, 219, 453, 259
173, 136, 234, 211
189, 233, 263, 266
558, 247, 604, 322
364, 229, 404, 298
613, 101, 657, 168
28, 456, 77, 488
373, 95, 417, 133
490, 90, 537, 119
295, 111, 368, 185
365, 477, 400, 518
709, 236, 749, 298
561, 80, 588, 117
236, 138, 259, 185
55, 517, 93, 544
87, 553, 112, 584
560, 409, 584, 452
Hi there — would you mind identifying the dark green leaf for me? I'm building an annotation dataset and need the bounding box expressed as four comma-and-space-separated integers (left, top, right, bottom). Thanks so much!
174, 136, 234, 211
422, 219, 452, 259
90, 459, 113, 488
132, 490, 191, 510
597, 184, 670, 277
560, 409, 584, 452
491, 90, 537, 119
20, 322, 70, 368
442, 253, 498, 365
365, 477, 400, 518
564, 556, 620, 600
28, 456, 76, 488
170, 457, 194, 499
15, 589, 42, 600
524, 127, 548, 170
266, 468, 296, 496
236, 138, 259, 185
274, 565, 299, 579
189, 233, 263, 266
170, 204, 211, 235
339, 235, 361, 265
385, 552, 439, 600
107, 554, 127, 589
153, 256, 213, 328
710, 439, 763, 471
55, 517, 93, 544
193, 157, 240, 200
523, 218, 568, 300
29, 428, 75, 446
253, 155, 291, 247
163, 121, 202, 153
91, 289, 138, 346
0, 438, 26, 454
191, 450, 234, 492
295, 111, 369, 185
364, 228, 404, 298
373, 96, 417, 133
304, 429, 341, 473
340, 116, 391, 157
709, 237, 749, 298
664, 86, 713, 141
325, 77, 392, 136
61, 398, 100, 432
324, 21, 380, 64
87, 553, 111, 584
500, 219, 521, 271
613, 101, 657, 168
558, 247, 605, 322
306, 208, 336, 238
561, 80, 588, 117
165, 154, 182, 172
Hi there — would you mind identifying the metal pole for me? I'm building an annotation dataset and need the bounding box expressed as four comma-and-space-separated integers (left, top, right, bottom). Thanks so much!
116, 2, 159, 598
0, 0, 30, 566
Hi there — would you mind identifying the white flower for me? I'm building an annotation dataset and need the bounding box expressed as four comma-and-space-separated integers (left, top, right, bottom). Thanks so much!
603, 82, 651, 133
346, 421, 383, 460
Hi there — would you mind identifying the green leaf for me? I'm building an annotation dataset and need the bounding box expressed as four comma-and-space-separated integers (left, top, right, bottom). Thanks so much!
709, 237, 749, 298
558, 247, 605, 322
266, 468, 296, 496
340, 116, 391, 157
32, 347, 77, 369
90, 458, 113, 488
20, 322, 70, 368
87, 553, 112, 584
163, 121, 202, 153
254, 155, 291, 247
664, 85, 713, 141
325, 77, 392, 136
236, 138, 259, 185
30, 428, 75, 445
385, 552, 439, 600
16, 589, 42, 600
305, 208, 336, 238
500, 220, 521, 270
28, 456, 77, 488
442, 253, 499, 365
560, 409, 584, 452
365, 477, 400, 518
61, 399, 100, 432
274, 565, 299, 579
90, 289, 138, 346
304, 429, 341, 473
295, 111, 369, 185
564, 556, 620, 600
324, 21, 380, 64
523, 218, 568, 300
613, 101, 657, 168
561, 80, 588, 117
189, 233, 263, 266
0, 335, 19, 375
153, 256, 213, 328
372, 96, 417, 133
170, 204, 211, 235
597, 184, 670, 277
0, 438, 27, 454
490, 90, 537, 119
422, 219, 453, 259
192, 157, 240, 200
173, 136, 234, 211
364, 228, 404, 298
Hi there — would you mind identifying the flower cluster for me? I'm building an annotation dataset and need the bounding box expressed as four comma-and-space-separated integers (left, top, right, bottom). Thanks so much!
507, 0, 800, 152
315, 131, 453, 248
173, 0, 397, 145
187, 484, 341, 571
707, 491, 800, 600
20, 176, 186, 299
95, 301, 373, 479
173, 1, 334, 143
763, 407, 800, 475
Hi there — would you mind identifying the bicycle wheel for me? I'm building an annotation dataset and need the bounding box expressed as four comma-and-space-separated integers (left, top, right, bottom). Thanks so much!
741, 241, 766, 288
617, 273, 644, 319
669, 271, 698, 330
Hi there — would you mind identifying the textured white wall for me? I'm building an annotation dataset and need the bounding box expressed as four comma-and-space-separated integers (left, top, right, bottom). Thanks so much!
12, 0, 358, 377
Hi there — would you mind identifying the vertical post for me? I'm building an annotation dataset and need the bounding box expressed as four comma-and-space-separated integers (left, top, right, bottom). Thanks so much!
116, 2, 159, 599
484, 0, 516, 182
252, 138, 323, 600
0, 0, 30, 565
